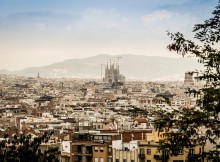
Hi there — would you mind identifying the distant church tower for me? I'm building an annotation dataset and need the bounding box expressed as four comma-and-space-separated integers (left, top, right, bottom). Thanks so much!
103, 61, 125, 84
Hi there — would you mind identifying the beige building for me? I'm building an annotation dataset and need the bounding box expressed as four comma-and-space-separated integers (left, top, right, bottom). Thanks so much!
137, 131, 205, 162
113, 149, 138, 162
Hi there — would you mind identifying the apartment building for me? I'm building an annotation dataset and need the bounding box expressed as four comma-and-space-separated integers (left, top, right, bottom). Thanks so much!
137, 131, 205, 162
70, 132, 121, 162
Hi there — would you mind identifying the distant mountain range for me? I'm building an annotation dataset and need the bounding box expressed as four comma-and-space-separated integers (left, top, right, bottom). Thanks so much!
0, 54, 203, 81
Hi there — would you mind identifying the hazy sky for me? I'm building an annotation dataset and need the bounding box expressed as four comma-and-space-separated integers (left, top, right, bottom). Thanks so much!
0, 0, 218, 70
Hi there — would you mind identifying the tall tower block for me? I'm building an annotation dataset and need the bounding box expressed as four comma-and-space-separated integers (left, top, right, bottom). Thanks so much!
184, 72, 194, 85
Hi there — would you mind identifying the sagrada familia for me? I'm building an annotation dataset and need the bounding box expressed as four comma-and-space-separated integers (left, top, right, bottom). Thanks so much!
103, 61, 125, 84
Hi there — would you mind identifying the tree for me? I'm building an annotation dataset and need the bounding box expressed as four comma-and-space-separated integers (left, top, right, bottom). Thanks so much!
153, 1, 220, 161
0, 131, 60, 162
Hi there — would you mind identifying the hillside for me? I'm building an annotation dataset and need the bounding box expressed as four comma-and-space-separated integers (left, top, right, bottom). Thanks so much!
0, 54, 202, 80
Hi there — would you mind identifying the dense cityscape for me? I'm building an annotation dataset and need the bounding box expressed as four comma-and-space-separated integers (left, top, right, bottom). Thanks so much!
0, 62, 205, 162
1, 0, 220, 162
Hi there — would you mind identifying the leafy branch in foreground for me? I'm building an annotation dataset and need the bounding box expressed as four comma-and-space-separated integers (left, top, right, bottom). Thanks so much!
0, 131, 60, 162
153, 1, 220, 161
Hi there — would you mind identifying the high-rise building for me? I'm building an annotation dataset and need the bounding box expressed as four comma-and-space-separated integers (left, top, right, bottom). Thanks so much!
37, 72, 40, 79
184, 72, 194, 85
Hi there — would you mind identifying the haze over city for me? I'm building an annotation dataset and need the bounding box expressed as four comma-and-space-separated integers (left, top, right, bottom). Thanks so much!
1, 0, 220, 161
0, 0, 217, 71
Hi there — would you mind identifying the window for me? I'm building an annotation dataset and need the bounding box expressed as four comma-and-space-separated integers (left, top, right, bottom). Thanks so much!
108, 147, 112, 153
199, 147, 203, 153
95, 147, 99, 152
108, 157, 112, 162
140, 148, 145, 154
95, 158, 98, 162
107, 136, 112, 140
103, 136, 108, 140
189, 149, 195, 155
123, 160, 127, 162
147, 160, 151, 162
147, 149, 151, 155
100, 158, 104, 162
179, 149, 183, 155
116, 159, 119, 162
116, 135, 121, 140
94, 136, 99, 140
100, 147, 104, 152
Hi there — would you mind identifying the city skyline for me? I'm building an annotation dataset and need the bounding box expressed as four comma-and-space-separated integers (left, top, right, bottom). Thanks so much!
0, 0, 217, 70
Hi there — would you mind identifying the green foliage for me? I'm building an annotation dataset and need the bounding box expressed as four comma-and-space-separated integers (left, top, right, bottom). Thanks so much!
0, 131, 60, 162
153, 0, 220, 161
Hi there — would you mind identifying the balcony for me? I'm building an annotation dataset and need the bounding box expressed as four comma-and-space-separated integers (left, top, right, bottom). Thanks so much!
188, 153, 195, 158
74, 152, 82, 156
187, 153, 201, 161
86, 157, 93, 162
84, 150, 93, 156
73, 157, 82, 162
154, 154, 169, 160
138, 153, 145, 159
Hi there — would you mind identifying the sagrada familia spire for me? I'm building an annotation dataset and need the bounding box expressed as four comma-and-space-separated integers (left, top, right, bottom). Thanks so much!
103, 59, 125, 84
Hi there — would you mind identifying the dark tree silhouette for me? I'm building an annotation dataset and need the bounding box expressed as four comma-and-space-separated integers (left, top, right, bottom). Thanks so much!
0, 131, 60, 162
153, 1, 220, 162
